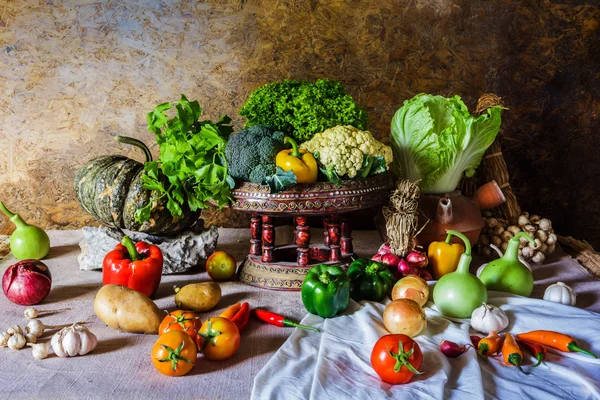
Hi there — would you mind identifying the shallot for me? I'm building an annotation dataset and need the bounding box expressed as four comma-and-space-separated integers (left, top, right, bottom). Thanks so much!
440, 340, 471, 358
377, 243, 391, 255
470, 335, 482, 348
398, 259, 419, 276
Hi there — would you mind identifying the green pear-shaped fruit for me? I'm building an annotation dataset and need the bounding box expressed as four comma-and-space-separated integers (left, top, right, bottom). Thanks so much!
0, 201, 50, 260
479, 232, 534, 297
432, 230, 488, 318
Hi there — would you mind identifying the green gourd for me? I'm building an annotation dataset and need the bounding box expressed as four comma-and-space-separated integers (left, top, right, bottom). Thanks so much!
0, 201, 50, 260
433, 230, 487, 318
479, 232, 535, 297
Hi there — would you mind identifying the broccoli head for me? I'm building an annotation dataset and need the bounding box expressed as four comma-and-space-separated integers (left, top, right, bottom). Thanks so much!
225, 125, 285, 183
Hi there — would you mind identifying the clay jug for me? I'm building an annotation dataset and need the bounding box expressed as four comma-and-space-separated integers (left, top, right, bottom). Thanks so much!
416, 181, 506, 247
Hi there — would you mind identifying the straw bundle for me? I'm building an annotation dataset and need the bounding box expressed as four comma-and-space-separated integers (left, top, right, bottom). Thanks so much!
382, 179, 421, 257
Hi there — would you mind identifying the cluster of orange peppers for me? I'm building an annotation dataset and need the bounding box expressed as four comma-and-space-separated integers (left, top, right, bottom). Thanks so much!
474, 330, 598, 374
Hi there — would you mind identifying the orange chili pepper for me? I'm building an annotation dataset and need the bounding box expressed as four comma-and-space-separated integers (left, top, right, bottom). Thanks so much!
516, 330, 598, 358
219, 303, 242, 320
502, 333, 528, 374
517, 339, 546, 367
478, 331, 503, 357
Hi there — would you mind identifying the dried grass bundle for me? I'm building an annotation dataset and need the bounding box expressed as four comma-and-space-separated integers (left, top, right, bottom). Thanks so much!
382, 179, 421, 257
475, 94, 522, 223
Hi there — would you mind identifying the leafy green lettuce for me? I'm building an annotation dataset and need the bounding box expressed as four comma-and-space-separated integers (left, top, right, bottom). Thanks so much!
136, 95, 234, 223
390, 94, 502, 194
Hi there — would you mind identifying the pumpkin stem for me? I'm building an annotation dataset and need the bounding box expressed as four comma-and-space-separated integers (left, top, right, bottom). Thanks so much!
115, 136, 153, 163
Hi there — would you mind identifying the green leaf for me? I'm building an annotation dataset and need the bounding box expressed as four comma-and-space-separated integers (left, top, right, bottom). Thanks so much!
320, 166, 342, 186
368, 156, 387, 176
141, 174, 165, 192
135, 201, 153, 223
166, 196, 183, 218
264, 167, 297, 193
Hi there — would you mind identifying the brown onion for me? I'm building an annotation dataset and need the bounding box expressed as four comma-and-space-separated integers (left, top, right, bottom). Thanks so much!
2, 260, 52, 305
391, 276, 429, 307
383, 299, 427, 337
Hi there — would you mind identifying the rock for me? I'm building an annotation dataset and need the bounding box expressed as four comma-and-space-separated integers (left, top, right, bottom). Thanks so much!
78, 223, 219, 274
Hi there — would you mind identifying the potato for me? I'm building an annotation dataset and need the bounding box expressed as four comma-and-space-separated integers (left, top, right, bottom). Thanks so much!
94, 284, 163, 334
174, 282, 221, 312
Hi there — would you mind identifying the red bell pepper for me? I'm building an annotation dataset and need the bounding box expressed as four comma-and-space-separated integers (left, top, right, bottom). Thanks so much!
102, 236, 163, 298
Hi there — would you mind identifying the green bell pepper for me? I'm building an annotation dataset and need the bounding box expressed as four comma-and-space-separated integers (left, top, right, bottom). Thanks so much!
301, 264, 350, 318
347, 258, 395, 302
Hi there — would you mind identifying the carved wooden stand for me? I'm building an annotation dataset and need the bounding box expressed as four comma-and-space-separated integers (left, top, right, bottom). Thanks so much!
230, 173, 393, 290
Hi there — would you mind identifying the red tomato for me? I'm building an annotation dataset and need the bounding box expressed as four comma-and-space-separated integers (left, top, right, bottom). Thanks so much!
199, 317, 240, 361
158, 310, 204, 350
206, 251, 237, 281
371, 334, 423, 384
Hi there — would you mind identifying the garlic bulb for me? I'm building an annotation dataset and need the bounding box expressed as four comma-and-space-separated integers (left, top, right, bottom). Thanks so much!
26, 320, 45, 338
28, 342, 51, 360
25, 333, 37, 344
0, 332, 10, 347
8, 333, 26, 350
470, 303, 509, 334
24, 307, 39, 319
7, 325, 23, 335
479, 211, 556, 263
543, 282, 576, 306
51, 324, 97, 357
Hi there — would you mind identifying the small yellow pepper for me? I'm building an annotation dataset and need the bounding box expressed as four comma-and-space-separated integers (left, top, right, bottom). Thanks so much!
428, 233, 466, 280
276, 137, 318, 183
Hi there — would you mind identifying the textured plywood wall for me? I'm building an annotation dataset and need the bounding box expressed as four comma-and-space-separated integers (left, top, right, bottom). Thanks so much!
0, 1, 599, 246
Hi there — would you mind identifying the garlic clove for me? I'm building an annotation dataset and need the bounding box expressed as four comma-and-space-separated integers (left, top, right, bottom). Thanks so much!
62, 330, 82, 357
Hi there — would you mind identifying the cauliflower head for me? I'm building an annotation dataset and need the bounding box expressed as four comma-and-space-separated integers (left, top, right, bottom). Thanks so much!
300, 125, 392, 179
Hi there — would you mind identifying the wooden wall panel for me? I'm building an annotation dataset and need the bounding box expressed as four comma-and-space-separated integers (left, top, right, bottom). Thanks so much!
0, 1, 598, 247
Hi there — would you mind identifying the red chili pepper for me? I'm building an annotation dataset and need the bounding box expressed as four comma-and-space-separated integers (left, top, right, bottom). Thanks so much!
230, 302, 250, 331
517, 339, 547, 367
102, 236, 163, 298
253, 309, 320, 332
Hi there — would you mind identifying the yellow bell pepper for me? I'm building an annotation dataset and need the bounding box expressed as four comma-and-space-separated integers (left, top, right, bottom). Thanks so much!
276, 137, 318, 183
428, 234, 466, 280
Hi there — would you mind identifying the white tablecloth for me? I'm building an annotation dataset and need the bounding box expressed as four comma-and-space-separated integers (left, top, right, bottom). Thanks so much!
253, 292, 600, 400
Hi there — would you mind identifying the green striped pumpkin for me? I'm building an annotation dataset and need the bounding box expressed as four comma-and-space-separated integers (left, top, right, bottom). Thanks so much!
74, 136, 199, 235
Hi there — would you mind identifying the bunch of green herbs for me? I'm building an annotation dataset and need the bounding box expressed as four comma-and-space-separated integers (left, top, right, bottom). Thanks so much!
135, 95, 234, 223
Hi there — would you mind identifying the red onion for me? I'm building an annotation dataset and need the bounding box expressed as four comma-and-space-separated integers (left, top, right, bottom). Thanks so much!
377, 243, 391, 255
381, 253, 401, 268
406, 250, 429, 269
398, 259, 419, 276
440, 340, 471, 358
2, 260, 52, 305
371, 253, 383, 263
419, 269, 433, 281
